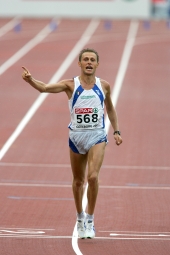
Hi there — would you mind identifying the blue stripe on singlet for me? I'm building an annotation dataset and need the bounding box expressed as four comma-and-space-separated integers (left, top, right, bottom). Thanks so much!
92, 84, 104, 106
72, 85, 84, 109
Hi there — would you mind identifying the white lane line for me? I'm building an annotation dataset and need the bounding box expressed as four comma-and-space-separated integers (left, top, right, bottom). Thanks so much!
1, 182, 170, 190
100, 230, 170, 233
1, 162, 170, 171
1, 230, 44, 234
104, 20, 139, 130
95, 237, 170, 240
110, 233, 170, 237
72, 185, 88, 255
0, 162, 72, 167
0, 183, 72, 187
0, 19, 99, 161
99, 185, 170, 190
0, 17, 20, 37
0, 19, 58, 76
0, 227, 55, 230
0, 229, 169, 241
8, 196, 74, 201
102, 165, 170, 170
0, 235, 170, 241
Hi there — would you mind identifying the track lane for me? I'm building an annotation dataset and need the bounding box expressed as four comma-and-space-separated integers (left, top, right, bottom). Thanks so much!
1, 19, 170, 255
0, 18, 20, 38
94, 20, 170, 254
0, 18, 55, 147
0, 18, 12, 28
0, 18, 101, 255
0, 19, 91, 149
0, 19, 130, 255
0, 18, 52, 65
104, 20, 170, 167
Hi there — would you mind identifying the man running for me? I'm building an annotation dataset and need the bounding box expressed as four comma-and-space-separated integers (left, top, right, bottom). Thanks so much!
22, 48, 123, 239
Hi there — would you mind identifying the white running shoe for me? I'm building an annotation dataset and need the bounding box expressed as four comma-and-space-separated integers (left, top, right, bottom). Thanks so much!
77, 218, 86, 239
85, 220, 95, 239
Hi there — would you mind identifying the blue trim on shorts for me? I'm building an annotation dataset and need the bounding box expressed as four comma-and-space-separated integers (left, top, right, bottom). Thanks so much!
95, 135, 108, 145
69, 138, 80, 154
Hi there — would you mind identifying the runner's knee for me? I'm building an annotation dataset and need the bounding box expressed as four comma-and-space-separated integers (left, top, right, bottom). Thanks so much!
73, 178, 85, 188
87, 173, 98, 185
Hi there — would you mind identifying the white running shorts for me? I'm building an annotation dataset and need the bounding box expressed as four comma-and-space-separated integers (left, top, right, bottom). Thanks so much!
69, 129, 108, 154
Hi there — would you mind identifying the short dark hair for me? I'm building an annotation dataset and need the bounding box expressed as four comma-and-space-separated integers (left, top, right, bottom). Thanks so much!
79, 48, 99, 62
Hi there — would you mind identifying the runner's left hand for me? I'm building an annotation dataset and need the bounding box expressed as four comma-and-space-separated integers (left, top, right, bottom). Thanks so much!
114, 134, 123, 146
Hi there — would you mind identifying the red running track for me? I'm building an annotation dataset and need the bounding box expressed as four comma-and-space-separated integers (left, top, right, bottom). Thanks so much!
0, 18, 170, 255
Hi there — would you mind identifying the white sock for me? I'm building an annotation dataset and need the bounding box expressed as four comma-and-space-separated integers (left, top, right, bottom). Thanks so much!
86, 214, 94, 221
77, 211, 85, 220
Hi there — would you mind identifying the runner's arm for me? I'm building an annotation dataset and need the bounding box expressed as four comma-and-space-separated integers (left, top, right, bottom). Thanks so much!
104, 82, 123, 145
22, 66, 69, 93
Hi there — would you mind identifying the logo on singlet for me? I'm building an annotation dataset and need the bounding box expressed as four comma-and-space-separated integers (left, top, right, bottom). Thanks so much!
75, 108, 93, 114
80, 95, 96, 99
93, 108, 98, 113
75, 108, 98, 114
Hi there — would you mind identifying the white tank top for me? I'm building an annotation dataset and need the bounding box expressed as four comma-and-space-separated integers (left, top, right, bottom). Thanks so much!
68, 76, 105, 131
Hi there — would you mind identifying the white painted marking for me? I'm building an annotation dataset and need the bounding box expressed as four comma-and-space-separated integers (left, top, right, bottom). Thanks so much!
8, 196, 73, 201
0, 20, 57, 158
0, 228, 169, 241
0, 20, 58, 77
99, 230, 170, 234
0, 183, 72, 187
0, 17, 20, 37
110, 233, 170, 237
0, 227, 54, 230
72, 184, 88, 255
1, 162, 170, 171
1, 230, 45, 234
0, 235, 71, 239
104, 20, 139, 130
95, 237, 170, 240
0, 93, 48, 159
0, 162, 71, 167
0, 234, 169, 241
99, 185, 170, 190
0, 19, 98, 161
1, 182, 170, 190
102, 165, 170, 170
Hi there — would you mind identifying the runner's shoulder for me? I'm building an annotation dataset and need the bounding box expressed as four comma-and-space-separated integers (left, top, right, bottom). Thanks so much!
99, 78, 111, 95
60, 78, 74, 91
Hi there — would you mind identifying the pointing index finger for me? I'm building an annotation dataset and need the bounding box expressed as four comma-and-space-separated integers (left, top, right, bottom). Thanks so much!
22, 66, 29, 73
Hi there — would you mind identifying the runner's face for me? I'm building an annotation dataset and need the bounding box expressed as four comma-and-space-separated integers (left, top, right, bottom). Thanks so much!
78, 52, 99, 75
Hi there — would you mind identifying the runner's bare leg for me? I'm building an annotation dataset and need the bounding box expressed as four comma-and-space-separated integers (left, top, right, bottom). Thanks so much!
70, 149, 88, 214
87, 142, 106, 215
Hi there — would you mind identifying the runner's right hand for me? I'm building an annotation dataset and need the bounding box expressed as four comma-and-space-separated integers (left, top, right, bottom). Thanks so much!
22, 66, 32, 82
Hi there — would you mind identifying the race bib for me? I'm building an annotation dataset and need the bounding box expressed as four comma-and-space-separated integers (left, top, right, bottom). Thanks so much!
74, 108, 99, 129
